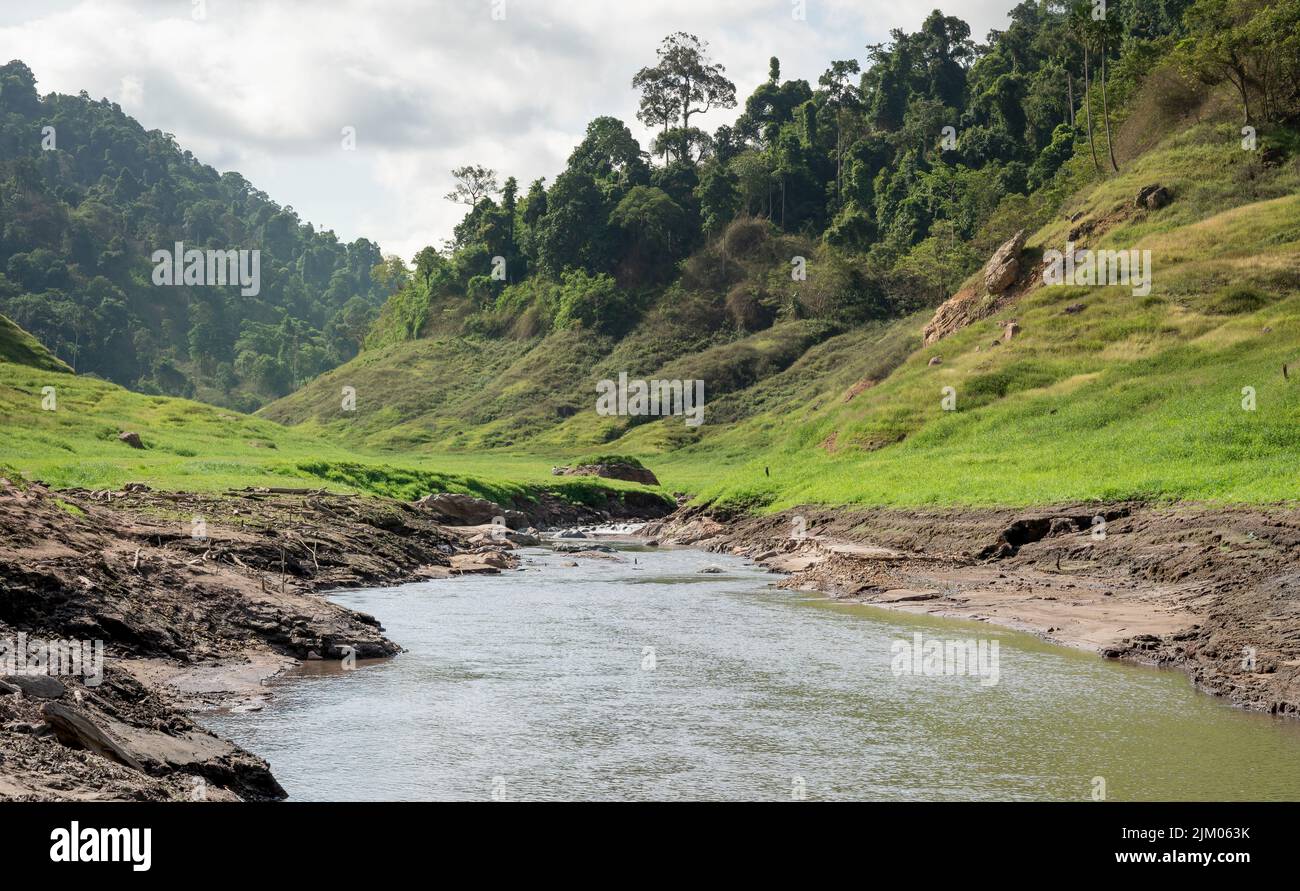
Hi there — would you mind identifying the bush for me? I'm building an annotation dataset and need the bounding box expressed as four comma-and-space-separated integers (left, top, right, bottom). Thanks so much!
1207, 284, 1267, 314
552, 269, 635, 335
725, 282, 775, 330
722, 216, 773, 260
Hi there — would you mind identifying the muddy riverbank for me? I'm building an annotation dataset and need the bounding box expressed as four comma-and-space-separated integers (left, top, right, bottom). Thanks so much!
645, 502, 1300, 718
5, 477, 1298, 800
0, 478, 668, 800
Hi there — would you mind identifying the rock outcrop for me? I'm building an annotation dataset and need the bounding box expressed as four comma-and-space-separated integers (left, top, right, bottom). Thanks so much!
552, 462, 660, 487
1136, 184, 1171, 210
984, 229, 1027, 294
923, 229, 1028, 346
411, 493, 527, 529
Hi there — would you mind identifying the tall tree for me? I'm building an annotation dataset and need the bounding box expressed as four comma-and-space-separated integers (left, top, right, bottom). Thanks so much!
1068, 1, 1103, 173
444, 165, 500, 206
818, 60, 861, 202
1097, 11, 1120, 172
633, 33, 737, 165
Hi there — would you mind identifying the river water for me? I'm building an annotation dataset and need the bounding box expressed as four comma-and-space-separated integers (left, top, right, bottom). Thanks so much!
204, 540, 1300, 801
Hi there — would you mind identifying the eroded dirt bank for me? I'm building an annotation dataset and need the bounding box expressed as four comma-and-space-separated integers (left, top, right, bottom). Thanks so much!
0, 479, 669, 801
645, 502, 1300, 718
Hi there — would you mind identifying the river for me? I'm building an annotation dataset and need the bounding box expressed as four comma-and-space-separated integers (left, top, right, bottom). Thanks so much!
203, 539, 1300, 801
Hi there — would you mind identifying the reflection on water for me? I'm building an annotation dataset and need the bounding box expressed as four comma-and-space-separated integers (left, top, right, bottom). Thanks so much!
203, 544, 1300, 801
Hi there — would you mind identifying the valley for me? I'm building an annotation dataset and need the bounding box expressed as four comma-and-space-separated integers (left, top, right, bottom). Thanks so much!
1, 0, 1299, 804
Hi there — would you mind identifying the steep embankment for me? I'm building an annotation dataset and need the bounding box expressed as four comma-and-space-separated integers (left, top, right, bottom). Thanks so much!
0, 314, 71, 374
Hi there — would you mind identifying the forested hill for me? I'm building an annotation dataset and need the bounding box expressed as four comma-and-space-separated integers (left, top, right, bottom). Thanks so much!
0, 60, 394, 410
357, 0, 1208, 355
265, 0, 1300, 462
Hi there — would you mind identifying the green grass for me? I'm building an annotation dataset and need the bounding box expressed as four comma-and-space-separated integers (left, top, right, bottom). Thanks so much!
0, 313, 70, 373
650, 129, 1300, 509
0, 357, 668, 511
3, 122, 1298, 514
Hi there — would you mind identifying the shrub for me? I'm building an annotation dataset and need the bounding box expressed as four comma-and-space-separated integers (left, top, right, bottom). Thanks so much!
722, 216, 772, 260
725, 282, 775, 330
1207, 284, 1267, 314
552, 269, 635, 335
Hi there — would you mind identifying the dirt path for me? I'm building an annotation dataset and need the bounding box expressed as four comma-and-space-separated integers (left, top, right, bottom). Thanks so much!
645, 502, 1300, 718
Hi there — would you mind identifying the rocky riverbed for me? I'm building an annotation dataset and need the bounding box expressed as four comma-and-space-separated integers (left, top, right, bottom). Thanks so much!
0, 478, 669, 800
6, 476, 1298, 801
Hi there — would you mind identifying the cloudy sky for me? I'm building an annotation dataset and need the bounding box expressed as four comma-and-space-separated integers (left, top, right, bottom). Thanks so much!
0, 0, 1010, 261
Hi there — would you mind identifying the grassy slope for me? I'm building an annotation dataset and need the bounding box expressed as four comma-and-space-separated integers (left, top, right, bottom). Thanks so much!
0, 333, 665, 508
0, 314, 71, 373
259, 302, 840, 454
6, 116, 1297, 513
660, 124, 1300, 508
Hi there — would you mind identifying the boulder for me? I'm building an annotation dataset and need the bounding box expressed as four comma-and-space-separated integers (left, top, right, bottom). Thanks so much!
118, 431, 144, 449
1136, 184, 1171, 210
923, 230, 1027, 345
2, 674, 66, 700
552, 462, 660, 486
1003, 321, 1020, 342
504, 529, 541, 546
411, 493, 526, 529
448, 552, 509, 573
480, 551, 512, 569
984, 229, 1027, 294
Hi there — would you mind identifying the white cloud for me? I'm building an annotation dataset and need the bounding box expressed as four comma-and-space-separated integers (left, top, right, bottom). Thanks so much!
0, 0, 1011, 262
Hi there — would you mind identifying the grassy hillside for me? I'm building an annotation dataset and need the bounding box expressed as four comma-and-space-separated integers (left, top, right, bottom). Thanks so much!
260, 113, 1300, 510
661, 123, 1300, 508
0, 313, 70, 373
0, 348, 667, 511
